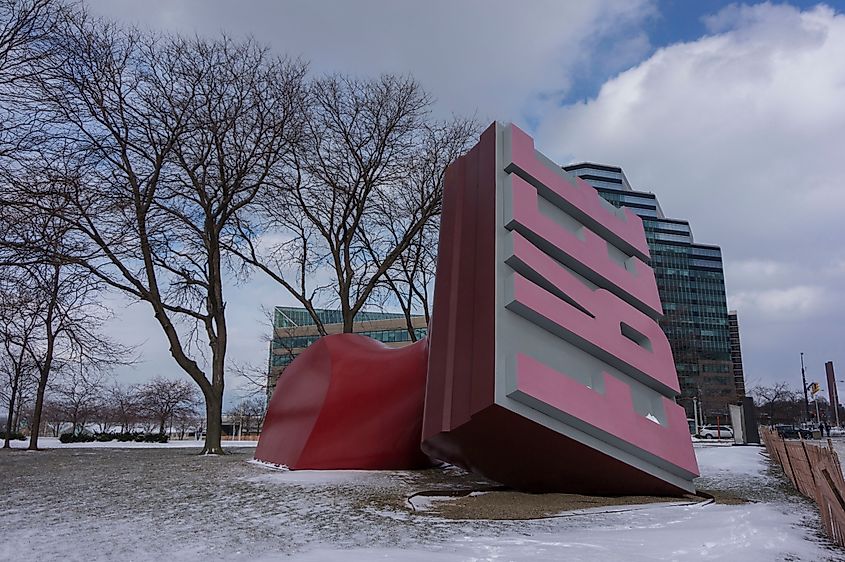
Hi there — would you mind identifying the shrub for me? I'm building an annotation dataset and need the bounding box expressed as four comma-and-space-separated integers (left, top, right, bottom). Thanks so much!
0, 431, 25, 441
59, 431, 95, 443
143, 432, 168, 443
56, 431, 168, 444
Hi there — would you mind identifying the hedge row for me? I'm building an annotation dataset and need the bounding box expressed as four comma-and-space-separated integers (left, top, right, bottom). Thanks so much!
0, 431, 26, 441
59, 431, 169, 444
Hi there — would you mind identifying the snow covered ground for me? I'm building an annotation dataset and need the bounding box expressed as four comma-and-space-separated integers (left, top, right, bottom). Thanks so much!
6, 436, 258, 449
0, 442, 840, 561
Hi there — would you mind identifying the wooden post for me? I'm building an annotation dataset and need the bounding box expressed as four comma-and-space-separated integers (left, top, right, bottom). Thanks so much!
802, 440, 818, 489
782, 437, 799, 488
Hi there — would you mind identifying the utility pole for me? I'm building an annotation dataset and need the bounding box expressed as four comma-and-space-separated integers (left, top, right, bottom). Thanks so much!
827, 361, 840, 428
693, 397, 700, 435
801, 352, 810, 423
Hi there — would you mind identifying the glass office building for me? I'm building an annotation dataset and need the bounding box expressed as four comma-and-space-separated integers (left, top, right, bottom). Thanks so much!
563, 163, 741, 419
728, 311, 747, 399
268, 306, 427, 397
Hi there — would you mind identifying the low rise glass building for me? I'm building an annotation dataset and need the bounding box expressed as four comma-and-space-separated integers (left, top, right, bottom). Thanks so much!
728, 311, 747, 399
267, 306, 426, 397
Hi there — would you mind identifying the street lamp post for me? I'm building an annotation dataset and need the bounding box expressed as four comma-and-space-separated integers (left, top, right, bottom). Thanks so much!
801, 352, 811, 423
692, 397, 700, 435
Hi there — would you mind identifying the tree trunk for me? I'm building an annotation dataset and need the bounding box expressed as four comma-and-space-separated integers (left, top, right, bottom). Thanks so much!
202, 389, 225, 454
28, 367, 49, 450
12, 389, 23, 432
3, 372, 19, 448
159, 418, 166, 435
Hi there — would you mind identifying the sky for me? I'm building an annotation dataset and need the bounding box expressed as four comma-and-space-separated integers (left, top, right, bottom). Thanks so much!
81, 0, 845, 404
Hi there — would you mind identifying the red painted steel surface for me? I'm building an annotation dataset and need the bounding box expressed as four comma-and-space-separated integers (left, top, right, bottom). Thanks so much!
505, 125, 651, 260
507, 232, 678, 395
513, 354, 697, 475
506, 173, 663, 317
255, 122, 696, 495
423, 124, 498, 446
255, 334, 430, 470
423, 123, 698, 495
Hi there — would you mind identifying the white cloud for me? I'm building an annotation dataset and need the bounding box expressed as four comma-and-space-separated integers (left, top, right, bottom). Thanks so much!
724, 258, 796, 288
83, 0, 655, 122
536, 3, 845, 386
81, 1, 845, 391
80, 0, 657, 399
730, 285, 827, 319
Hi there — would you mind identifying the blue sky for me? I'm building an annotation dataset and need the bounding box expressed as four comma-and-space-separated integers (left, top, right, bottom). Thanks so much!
564, 0, 835, 102
84, 1, 845, 405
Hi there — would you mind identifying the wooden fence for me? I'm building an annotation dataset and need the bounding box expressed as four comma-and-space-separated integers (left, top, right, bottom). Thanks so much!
760, 427, 845, 546
222, 435, 260, 441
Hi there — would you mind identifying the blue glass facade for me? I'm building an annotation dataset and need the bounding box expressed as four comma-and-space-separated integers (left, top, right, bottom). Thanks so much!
564, 163, 739, 418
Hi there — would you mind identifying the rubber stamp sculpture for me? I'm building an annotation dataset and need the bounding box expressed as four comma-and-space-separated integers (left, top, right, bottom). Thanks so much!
255, 335, 430, 470
256, 123, 699, 495
421, 123, 698, 495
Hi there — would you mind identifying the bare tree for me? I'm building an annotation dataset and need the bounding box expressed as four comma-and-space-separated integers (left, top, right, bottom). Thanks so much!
39, 398, 64, 436
21, 12, 307, 453
50, 364, 104, 435
226, 396, 266, 436
91, 401, 115, 433
172, 409, 202, 440
231, 360, 271, 399
138, 376, 200, 435
0, 271, 40, 446
750, 382, 801, 425
371, 118, 476, 336
0, 0, 60, 80
237, 75, 477, 333
2, 359, 36, 435
106, 383, 140, 433
0, 0, 64, 162
0, 208, 123, 450
377, 216, 439, 340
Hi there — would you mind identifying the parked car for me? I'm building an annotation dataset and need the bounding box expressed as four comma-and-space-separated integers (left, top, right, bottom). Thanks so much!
698, 425, 734, 439
773, 424, 813, 439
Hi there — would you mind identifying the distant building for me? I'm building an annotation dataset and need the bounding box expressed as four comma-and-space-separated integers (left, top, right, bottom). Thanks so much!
728, 311, 747, 399
267, 306, 426, 398
564, 163, 737, 420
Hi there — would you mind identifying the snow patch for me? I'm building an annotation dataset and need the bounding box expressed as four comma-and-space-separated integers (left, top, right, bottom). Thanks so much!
407, 493, 462, 512
248, 458, 290, 471
694, 443, 767, 478
245, 465, 405, 487
284, 503, 834, 562
7, 437, 257, 449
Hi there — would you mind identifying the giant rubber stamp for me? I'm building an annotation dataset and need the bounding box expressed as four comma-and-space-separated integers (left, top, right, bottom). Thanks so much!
256, 335, 430, 470
421, 123, 699, 495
